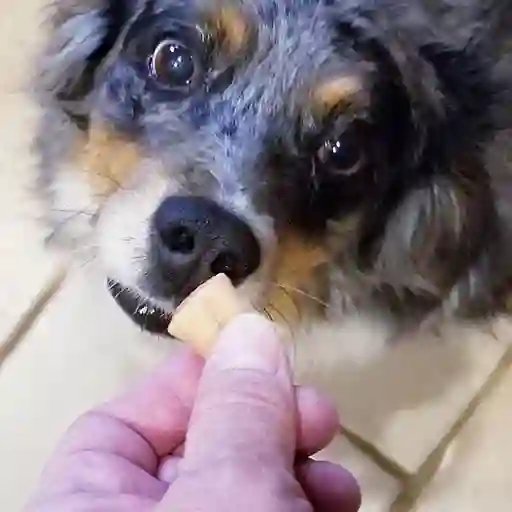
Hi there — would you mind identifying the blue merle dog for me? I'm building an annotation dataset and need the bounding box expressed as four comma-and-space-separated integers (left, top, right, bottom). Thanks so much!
34, 0, 512, 349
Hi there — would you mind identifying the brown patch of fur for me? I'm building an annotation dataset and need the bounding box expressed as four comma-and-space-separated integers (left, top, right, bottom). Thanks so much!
80, 123, 141, 197
310, 75, 362, 117
266, 234, 327, 326
205, 4, 251, 57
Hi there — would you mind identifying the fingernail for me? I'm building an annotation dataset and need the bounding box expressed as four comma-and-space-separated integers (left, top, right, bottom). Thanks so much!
208, 313, 291, 377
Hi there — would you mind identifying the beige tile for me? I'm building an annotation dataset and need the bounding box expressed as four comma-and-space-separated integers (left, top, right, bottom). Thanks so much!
295, 319, 509, 475
315, 434, 400, 512
0, 0, 46, 93
0, 92, 64, 346
0, 264, 177, 512
413, 364, 512, 512
0, 0, 64, 348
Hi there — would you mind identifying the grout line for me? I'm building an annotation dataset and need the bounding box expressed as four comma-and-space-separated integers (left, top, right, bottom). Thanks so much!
342, 426, 410, 480
341, 342, 512, 483
340, 345, 512, 511
0, 265, 68, 364
390, 347, 512, 512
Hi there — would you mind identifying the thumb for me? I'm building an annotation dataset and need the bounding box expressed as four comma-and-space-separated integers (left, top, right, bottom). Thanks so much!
180, 313, 297, 472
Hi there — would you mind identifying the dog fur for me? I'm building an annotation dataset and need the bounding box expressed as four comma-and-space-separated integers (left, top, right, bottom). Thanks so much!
33, 0, 512, 347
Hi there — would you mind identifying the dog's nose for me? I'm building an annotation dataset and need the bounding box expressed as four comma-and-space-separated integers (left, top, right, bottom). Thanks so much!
151, 196, 261, 296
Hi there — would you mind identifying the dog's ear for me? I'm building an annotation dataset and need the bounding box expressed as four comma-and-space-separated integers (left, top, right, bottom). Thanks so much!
36, 0, 132, 129
368, 173, 498, 311
334, 6, 504, 314
374, 38, 505, 313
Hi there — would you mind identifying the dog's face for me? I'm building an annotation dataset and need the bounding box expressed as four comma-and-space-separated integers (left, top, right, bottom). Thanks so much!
37, 0, 507, 333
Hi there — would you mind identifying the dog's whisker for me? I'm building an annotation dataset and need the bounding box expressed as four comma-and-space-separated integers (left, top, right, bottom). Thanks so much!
133, 294, 145, 318
85, 169, 125, 191
310, 158, 320, 192
110, 281, 130, 301
74, 250, 97, 270
261, 307, 274, 321
45, 210, 94, 245
50, 208, 96, 216
270, 281, 329, 308
264, 302, 295, 330
263, 303, 284, 323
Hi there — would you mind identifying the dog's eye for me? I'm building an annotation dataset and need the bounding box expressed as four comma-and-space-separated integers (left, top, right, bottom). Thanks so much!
150, 39, 198, 88
317, 133, 363, 176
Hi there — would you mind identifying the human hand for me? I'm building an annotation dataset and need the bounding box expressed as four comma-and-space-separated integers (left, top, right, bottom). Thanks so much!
25, 314, 360, 512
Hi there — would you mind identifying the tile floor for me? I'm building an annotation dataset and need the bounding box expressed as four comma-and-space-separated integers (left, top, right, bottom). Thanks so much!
2, 0, 512, 510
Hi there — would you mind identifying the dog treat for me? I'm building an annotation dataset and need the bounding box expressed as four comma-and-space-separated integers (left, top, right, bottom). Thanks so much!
168, 273, 254, 356
168, 236, 327, 356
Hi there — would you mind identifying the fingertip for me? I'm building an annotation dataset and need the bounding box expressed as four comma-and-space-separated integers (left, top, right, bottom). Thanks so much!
158, 454, 181, 484
296, 459, 361, 512
208, 313, 290, 378
296, 386, 340, 455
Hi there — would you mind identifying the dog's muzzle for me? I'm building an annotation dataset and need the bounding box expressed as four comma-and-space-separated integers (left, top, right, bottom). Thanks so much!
107, 195, 261, 334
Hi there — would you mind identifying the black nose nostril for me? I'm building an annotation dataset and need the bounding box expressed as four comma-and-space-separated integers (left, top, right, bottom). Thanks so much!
152, 196, 261, 296
162, 225, 195, 254
211, 251, 241, 282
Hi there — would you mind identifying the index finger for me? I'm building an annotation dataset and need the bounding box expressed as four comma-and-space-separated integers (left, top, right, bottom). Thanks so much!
52, 346, 204, 472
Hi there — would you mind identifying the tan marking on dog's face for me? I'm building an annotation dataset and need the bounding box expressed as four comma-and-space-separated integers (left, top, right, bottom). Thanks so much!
265, 234, 328, 325
310, 75, 363, 116
80, 123, 141, 197
205, 4, 251, 56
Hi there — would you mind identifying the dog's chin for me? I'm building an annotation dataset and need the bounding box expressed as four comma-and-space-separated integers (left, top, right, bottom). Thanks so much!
107, 279, 172, 335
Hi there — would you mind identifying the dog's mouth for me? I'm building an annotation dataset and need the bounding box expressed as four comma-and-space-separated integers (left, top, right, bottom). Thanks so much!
107, 279, 172, 335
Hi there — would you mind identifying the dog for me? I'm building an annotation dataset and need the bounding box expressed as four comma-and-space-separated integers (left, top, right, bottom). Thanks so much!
33, 0, 512, 350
